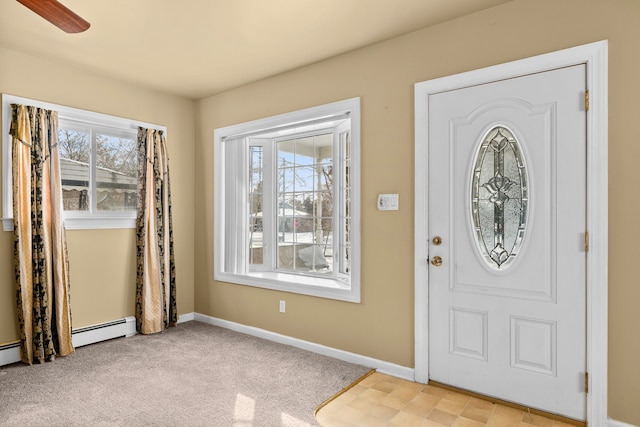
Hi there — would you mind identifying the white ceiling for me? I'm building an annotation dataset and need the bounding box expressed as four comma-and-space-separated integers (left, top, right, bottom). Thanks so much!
0, 0, 512, 100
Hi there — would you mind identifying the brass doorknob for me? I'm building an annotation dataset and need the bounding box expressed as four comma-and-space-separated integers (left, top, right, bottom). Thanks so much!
431, 256, 442, 267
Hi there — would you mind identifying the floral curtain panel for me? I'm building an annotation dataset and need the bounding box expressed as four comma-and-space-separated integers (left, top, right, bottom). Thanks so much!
11, 104, 74, 364
136, 127, 177, 334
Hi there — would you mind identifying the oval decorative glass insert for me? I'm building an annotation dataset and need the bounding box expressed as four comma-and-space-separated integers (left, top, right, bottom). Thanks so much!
471, 126, 528, 270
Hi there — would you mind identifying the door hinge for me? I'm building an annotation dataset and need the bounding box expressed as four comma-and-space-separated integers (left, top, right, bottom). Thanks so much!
584, 90, 590, 112
585, 372, 589, 394
584, 231, 589, 252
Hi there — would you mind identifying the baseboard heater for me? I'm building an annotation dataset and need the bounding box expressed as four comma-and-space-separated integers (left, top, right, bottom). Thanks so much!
0, 316, 136, 367
0, 342, 21, 367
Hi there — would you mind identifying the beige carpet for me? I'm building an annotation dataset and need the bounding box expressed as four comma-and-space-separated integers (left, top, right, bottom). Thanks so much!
0, 321, 370, 426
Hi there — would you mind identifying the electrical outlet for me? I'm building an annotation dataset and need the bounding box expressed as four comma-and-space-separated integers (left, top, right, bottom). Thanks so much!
279, 300, 286, 313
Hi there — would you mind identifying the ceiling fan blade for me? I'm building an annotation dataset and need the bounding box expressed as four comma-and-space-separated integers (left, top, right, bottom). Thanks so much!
17, 0, 90, 33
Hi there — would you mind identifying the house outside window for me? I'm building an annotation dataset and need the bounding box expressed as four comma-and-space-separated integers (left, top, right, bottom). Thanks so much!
214, 98, 360, 302
58, 122, 137, 214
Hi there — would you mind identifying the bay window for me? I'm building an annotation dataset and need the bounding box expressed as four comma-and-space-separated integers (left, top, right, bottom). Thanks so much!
214, 98, 360, 302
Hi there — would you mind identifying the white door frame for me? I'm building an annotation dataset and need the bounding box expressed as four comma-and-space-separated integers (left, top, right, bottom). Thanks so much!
414, 41, 608, 424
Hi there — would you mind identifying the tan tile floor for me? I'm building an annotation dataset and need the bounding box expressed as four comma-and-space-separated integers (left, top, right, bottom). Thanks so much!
315, 372, 582, 427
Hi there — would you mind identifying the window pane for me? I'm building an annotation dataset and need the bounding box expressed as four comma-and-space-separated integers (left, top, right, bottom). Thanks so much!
339, 130, 351, 274
294, 136, 315, 166
249, 146, 264, 265
278, 166, 295, 194
277, 243, 331, 273
276, 133, 333, 274
96, 134, 137, 211
320, 217, 333, 260
294, 166, 315, 191
58, 127, 90, 211
277, 139, 295, 165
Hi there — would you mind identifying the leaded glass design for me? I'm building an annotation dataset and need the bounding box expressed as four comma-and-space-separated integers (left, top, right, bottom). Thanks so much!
471, 126, 528, 270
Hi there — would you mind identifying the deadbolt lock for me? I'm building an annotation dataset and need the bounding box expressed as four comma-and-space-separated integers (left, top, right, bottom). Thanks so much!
431, 256, 443, 267
432, 236, 442, 245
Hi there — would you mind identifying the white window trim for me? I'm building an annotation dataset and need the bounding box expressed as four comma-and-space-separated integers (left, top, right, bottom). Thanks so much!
214, 97, 361, 303
2, 94, 166, 230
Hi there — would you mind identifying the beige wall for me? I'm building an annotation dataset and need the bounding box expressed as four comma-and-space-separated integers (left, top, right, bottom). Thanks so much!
195, 0, 640, 424
0, 47, 196, 341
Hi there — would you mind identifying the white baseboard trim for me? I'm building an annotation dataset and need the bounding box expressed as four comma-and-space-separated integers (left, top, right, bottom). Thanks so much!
178, 312, 195, 323
193, 312, 415, 381
608, 419, 637, 427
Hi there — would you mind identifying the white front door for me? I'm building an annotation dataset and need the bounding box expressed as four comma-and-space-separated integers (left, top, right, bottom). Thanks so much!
427, 65, 587, 420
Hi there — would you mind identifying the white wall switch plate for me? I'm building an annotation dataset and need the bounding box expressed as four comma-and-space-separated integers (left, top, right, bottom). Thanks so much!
377, 193, 399, 211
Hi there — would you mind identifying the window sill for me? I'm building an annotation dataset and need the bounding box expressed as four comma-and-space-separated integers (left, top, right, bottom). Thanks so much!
3, 216, 135, 231
215, 271, 360, 303
64, 217, 136, 230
